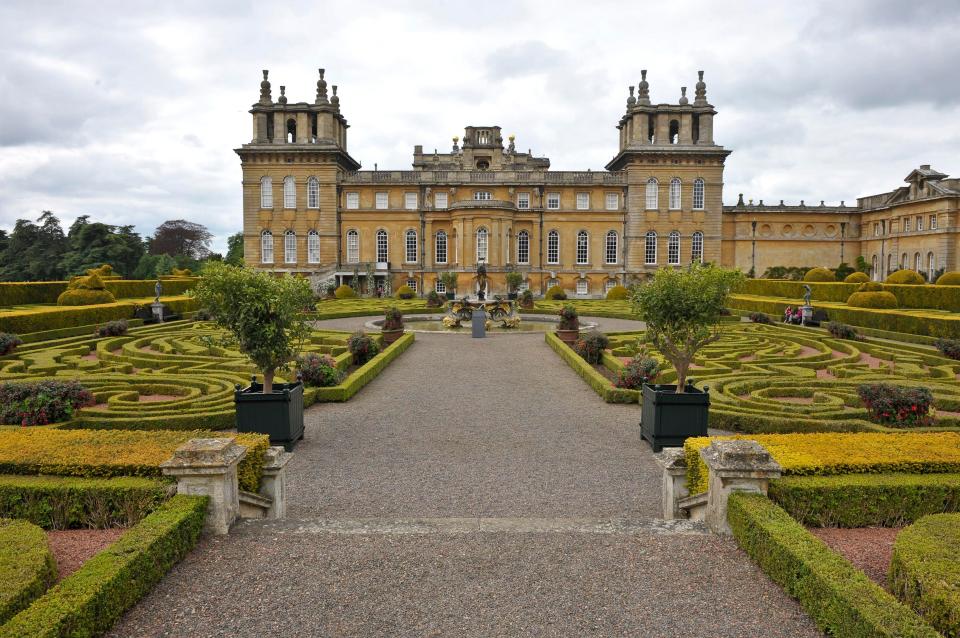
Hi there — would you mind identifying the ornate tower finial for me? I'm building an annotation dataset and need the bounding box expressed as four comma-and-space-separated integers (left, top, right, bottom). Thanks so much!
694, 70, 708, 105
626, 85, 636, 109
679, 86, 689, 105
259, 69, 272, 104
330, 85, 339, 110
315, 68, 329, 104
452, 136, 460, 152
637, 70, 650, 105
507, 134, 516, 153
278, 85, 287, 105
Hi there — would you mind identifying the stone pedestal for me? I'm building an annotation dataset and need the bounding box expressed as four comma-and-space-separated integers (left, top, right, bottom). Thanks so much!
800, 305, 813, 325
700, 440, 781, 535
472, 309, 487, 338
151, 301, 166, 323
655, 448, 689, 520
259, 446, 292, 519
161, 438, 247, 535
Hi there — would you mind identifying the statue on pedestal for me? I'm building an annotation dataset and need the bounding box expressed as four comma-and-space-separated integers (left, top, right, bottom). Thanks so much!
154, 279, 163, 303
803, 284, 812, 307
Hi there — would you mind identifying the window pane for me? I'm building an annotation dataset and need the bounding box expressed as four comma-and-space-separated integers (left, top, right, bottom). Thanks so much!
517, 231, 529, 264
346, 192, 359, 209
645, 179, 658, 210
645, 232, 657, 264
308, 231, 320, 263
435, 231, 447, 264
576, 231, 588, 264
260, 177, 273, 208
668, 231, 680, 264
347, 230, 359, 263
376, 192, 388, 209
547, 193, 560, 209
283, 177, 296, 209
576, 193, 589, 210
605, 231, 618, 264
691, 231, 703, 263
307, 178, 319, 209
261, 231, 273, 263
518, 193, 530, 209
406, 278, 417, 292
474, 191, 491, 201
576, 279, 588, 295
435, 279, 446, 293
476, 228, 488, 261
605, 193, 618, 210
435, 192, 448, 209
377, 230, 388, 263
547, 230, 559, 264
693, 178, 704, 210
405, 230, 417, 262
669, 179, 681, 210
285, 231, 297, 263
405, 193, 417, 210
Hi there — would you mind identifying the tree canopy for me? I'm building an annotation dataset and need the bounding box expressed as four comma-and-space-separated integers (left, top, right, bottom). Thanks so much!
149, 219, 213, 260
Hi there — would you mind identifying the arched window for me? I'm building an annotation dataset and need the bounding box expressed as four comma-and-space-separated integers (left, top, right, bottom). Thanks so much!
261, 230, 274, 264
605, 230, 618, 264
668, 231, 680, 265
406, 278, 418, 292
901, 253, 908, 269
346, 230, 359, 263
547, 230, 559, 264
576, 231, 589, 265
915, 252, 922, 272
476, 227, 488, 262
284, 230, 297, 264
283, 176, 295, 209
517, 230, 530, 264
888, 254, 894, 275
691, 231, 704, 263
260, 176, 273, 209
669, 119, 680, 144
307, 177, 319, 209
645, 178, 658, 210
405, 229, 417, 263
546, 278, 560, 290
693, 178, 705, 210
286, 119, 296, 143
669, 178, 681, 210
376, 229, 388, 263
928, 252, 936, 281
645, 231, 657, 265
435, 231, 447, 264
307, 230, 320, 264
871, 255, 879, 280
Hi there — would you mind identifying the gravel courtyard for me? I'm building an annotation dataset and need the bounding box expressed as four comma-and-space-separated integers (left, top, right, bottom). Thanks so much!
109, 320, 820, 637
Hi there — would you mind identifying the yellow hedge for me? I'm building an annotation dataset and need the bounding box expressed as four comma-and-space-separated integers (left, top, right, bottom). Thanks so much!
886, 269, 926, 285
804, 267, 836, 282
684, 432, 960, 495
936, 272, 960, 286
847, 291, 899, 309
545, 285, 566, 300
844, 272, 870, 283
334, 284, 356, 299
606, 285, 629, 300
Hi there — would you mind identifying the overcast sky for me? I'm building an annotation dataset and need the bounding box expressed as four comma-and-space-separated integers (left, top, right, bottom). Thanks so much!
1, 0, 957, 253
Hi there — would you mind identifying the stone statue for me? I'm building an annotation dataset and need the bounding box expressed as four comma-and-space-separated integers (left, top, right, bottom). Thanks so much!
475, 263, 488, 301
154, 279, 163, 303
803, 284, 812, 306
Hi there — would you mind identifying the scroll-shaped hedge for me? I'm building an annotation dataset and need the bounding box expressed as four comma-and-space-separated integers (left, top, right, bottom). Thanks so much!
0, 518, 56, 624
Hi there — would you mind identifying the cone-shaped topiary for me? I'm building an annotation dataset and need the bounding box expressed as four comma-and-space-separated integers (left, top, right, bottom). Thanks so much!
885, 269, 925, 285
936, 271, 960, 286
844, 271, 870, 283
803, 267, 836, 282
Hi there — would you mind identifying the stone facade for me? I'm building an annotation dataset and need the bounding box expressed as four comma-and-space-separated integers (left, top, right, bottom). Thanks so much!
237, 69, 960, 294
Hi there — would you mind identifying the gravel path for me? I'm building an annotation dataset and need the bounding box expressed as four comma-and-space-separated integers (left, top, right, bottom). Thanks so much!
108, 327, 820, 637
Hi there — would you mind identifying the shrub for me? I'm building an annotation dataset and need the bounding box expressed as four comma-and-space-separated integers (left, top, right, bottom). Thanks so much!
95, 319, 128, 337
334, 284, 356, 299
425, 290, 442, 307
824, 321, 862, 340
347, 331, 379, 365
858, 281, 884, 292
171, 267, 192, 277
936, 271, 960, 286
935, 338, 960, 360
0, 380, 95, 426
844, 271, 870, 283
0, 333, 23, 356
606, 285, 629, 300
847, 291, 899, 309
615, 356, 660, 389
505, 270, 524, 293
886, 269, 925, 285
395, 285, 415, 299
763, 266, 812, 281
519, 289, 534, 308
545, 285, 566, 300
193, 308, 212, 321
56, 288, 116, 306
0, 518, 56, 625
858, 383, 933, 428
748, 312, 772, 324
557, 304, 578, 330
297, 353, 343, 388
574, 331, 609, 364
804, 267, 836, 282
382, 306, 404, 331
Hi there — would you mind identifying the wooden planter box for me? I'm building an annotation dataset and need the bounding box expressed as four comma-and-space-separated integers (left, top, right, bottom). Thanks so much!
235, 380, 304, 452
640, 383, 709, 452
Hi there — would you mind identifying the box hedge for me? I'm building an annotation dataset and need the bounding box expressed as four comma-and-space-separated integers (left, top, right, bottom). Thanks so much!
0, 519, 56, 626
0, 296, 197, 334
741, 279, 960, 312
844, 272, 870, 283
886, 269, 926, 285
0, 279, 198, 308
545, 332, 638, 403
846, 291, 899, 309
804, 267, 837, 282
309, 332, 415, 402
936, 272, 960, 286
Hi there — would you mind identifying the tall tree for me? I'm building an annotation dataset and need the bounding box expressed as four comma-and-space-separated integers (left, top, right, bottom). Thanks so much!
225, 232, 244, 266
148, 220, 212, 260
0, 212, 67, 281
60, 216, 145, 277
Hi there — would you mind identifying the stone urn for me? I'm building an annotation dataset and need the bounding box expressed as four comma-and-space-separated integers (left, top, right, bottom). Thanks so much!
555, 327, 579, 346
381, 327, 404, 345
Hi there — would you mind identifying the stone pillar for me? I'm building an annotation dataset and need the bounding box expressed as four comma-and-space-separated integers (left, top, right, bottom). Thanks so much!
655, 448, 689, 519
259, 446, 292, 519
680, 112, 694, 144
633, 112, 648, 145
161, 438, 247, 535
296, 112, 309, 143
700, 440, 781, 535
655, 112, 670, 145
272, 112, 285, 144
699, 113, 714, 144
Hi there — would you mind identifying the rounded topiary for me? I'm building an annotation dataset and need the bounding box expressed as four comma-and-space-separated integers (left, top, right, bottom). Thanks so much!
885, 269, 925, 285
846, 291, 899, 309
857, 281, 884, 292
57, 273, 116, 306
395, 285, 415, 299
844, 272, 870, 284
606, 285, 628, 300
803, 267, 836, 282
334, 284, 356, 299
545, 285, 566, 300
171, 268, 192, 277
936, 271, 960, 286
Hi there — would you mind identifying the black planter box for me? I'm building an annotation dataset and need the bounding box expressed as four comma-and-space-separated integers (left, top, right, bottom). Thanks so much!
235, 380, 304, 452
445, 292, 455, 301
507, 292, 518, 300
640, 383, 710, 452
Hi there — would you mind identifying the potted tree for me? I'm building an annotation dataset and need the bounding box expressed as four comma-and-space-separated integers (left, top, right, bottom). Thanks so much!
555, 304, 580, 345
630, 263, 743, 451
440, 271, 458, 301
505, 270, 524, 301
381, 306, 405, 345
193, 263, 314, 451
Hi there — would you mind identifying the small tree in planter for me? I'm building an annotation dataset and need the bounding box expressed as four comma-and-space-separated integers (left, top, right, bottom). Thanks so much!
440, 271, 458, 300
555, 304, 579, 345
381, 306, 405, 344
630, 263, 743, 450
505, 270, 524, 300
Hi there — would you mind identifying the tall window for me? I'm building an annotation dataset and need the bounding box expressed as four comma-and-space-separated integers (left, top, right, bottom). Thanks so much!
645, 231, 657, 265
605, 193, 619, 210
874, 223, 880, 237
261, 230, 273, 263
517, 192, 530, 209
668, 231, 680, 264
576, 279, 588, 295
476, 227, 488, 262
284, 230, 297, 263
346, 230, 359, 263
435, 192, 448, 209
915, 252, 921, 272
669, 178, 681, 210
930, 215, 938, 230
871, 255, 878, 280
376, 230, 388, 263
405, 229, 417, 263
916, 216, 923, 231
406, 278, 418, 292
307, 177, 319, 209
547, 230, 559, 264
605, 230, 618, 264
307, 230, 320, 263
517, 230, 530, 264
903, 217, 911, 232
576, 231, 589, 265
547, 193, 560, 209
645, 178, 658, 210
474, 191, 491, 201
693, 178, 705, 210
901, 253, 908, 269
404, 192, 418, 210
346, 192, 359, 209
576, 193, 589, 210
691, 231, 704, 263
928, 252, 936, 281
435, 279, 446, 294
435, 231, 447, 264
375, 192, 388, 209
260, 176, 273, 208
283, 176, 296, 209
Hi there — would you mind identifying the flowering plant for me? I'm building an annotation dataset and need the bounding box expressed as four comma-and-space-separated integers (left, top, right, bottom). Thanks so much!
557, 304, 579, 331
857, 383, 933, 428
934, 338, 960, 360
297, 353, 344, 387
348, 331, 380, 366
0, 380, 95, 426
615, 354, 660, 389
574, 331, 609, 364
0, 333, 23, 356
383, 307, 404, 331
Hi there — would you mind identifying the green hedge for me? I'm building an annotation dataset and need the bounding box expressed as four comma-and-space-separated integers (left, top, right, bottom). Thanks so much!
0, 296, 197, 334
0, 494, 206, 638
769, 473, 960, 527
847, 291, 899, 309
890, 513, 960, 637
545, 332, 638, 403
309, 332, 415, 402
742, 279, 960, 313
727, 492, 939, 637
0, 475, 169, 530
0, 519, 56, 625
0, 279, 198, 307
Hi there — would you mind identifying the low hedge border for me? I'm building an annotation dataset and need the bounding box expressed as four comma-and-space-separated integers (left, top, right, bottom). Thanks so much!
0, 494, 207, 638
728, 492, 939, 637
0, 519, 56, 626
0, 279, 198, 308
544, 332, 638, 403
0, 296, 197, 334
769, 473, 960, 527
308, 332, 415, 402
889, 513, 960, 637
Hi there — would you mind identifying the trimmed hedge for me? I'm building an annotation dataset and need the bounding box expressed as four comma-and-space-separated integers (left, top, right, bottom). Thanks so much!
889, 513, 960, 637
728, 492, 939, 637
333, 284, 356, 299
741, 279, 960, 313
0, 494, 206, 638
887, 269, 926, 285
0, 519, 56, 625
605, 285, 629, 300
936, 272, 960, 286
310, 332, 414, 402
0, 279, 198, 307
847, 291, 899, 309
804, 267, 837, 282
545, 332, 638, 403
545, 285, 566, 300
845, 272, 870, 283
769, 473, 960, 527
0, 296, 197, 334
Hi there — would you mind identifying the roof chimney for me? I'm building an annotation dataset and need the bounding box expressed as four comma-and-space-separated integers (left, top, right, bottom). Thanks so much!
921, 164, 931, 170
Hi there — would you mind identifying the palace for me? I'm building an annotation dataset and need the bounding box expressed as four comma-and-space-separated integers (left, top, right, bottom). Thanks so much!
237, 68, 960, 295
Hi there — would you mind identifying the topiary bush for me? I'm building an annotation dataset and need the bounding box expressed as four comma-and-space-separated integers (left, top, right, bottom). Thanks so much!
57, 273, 117, 306
748, 312, 773, 324
936, 271, 960, 286
803, 267, 836, 282
425, 290, 442, 307
574, 331, 609, 364
545, 285, 566, 300
0, 380, 95, 426
95, 320, 128, 337
0, 333, 23, 356
347, 331, 380, 366
395, 285, 415, 299
334, 284, 357, 299
857, 281, 884, 292
847, 291, 899, 309
605, 285, 629, 300
519, 289, 534, 308
297, 353, 344, 388
825, 321, 863, 340
886, 269, 926, 285
858, 383, 933, 428
844, 272, 870, 283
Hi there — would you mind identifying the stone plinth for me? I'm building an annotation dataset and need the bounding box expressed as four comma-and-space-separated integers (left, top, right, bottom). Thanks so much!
655, 448, 689, 519
161, 438, 247, 535
259, 446, 292, 519
700, 440, 781, 535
